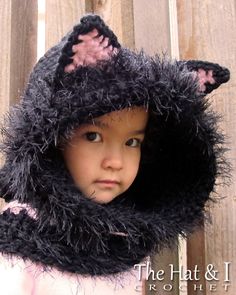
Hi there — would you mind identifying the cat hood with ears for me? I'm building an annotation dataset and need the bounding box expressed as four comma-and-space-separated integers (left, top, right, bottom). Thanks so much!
0, 15, 230, 276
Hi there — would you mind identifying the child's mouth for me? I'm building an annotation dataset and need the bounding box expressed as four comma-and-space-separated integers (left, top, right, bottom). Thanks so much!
95, 180, 120, 187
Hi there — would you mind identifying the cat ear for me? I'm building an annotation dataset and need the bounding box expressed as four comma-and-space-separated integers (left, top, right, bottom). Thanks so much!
184, 60, 230, 94
56, 15, 120, 76
63, 28, 118, 73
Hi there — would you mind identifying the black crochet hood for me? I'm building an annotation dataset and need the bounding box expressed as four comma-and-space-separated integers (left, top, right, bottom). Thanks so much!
0, 15, 229, 276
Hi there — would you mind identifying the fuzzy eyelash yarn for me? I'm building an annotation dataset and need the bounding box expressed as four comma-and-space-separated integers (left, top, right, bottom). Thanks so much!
0, 14, 230, 276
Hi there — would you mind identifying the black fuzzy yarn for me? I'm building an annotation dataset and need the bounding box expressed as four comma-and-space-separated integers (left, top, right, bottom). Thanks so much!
0, 15, 229, 276
183, 60, 230, 94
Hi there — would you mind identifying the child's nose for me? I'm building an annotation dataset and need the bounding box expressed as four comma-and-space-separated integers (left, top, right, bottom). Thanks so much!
101, 149, 123, 170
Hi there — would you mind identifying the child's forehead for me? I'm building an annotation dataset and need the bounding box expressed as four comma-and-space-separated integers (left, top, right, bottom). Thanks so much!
87, 107, 148, 126
70, 107, 148, 136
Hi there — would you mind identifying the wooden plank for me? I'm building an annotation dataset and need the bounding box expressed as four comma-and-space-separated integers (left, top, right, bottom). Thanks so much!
187, 229, 206, 295
10, 0, 38, 104
89, 0, 134, 49
177, 1, 236, 294
179, 235, 187, 295
133, 0, 171, 55
168, 0, 179, 59
146, 248, 179, 295
0, 0, 37, 108
0, 0, 11, 209
0, 1, 11, 117
45, 0, 86, 50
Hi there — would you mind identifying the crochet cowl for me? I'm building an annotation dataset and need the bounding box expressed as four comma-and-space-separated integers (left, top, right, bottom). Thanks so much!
0, 15, 230, 275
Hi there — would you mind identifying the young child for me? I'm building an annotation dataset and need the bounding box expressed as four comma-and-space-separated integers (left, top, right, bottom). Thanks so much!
0, 14, 230, 294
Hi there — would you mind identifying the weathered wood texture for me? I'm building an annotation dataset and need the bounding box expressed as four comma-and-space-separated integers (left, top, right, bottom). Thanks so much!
148, 248, 179, 294
87, 0, 134, 49
45, 0, 86, 50
186, 229, 206, 295
177, 1, 236, 294
133, 0, 171, 56
0, 1, 11, 118
0, 0, 37, 110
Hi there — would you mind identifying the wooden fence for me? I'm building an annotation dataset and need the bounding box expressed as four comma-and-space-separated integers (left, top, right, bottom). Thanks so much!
0, 1, 235, 294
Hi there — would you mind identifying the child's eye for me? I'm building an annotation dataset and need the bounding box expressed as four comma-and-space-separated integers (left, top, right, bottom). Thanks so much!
85, 132, 102, 142
126, 138, 142, 147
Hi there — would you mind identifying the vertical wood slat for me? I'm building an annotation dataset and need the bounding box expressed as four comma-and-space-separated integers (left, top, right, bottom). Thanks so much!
168, 0, 179, 59
0, 0, 37, 108
149, 248, 179, 295
89, 0, 134, 49
177, 1, 236, 294
0, 1, 11, 118
0, 0, 38, 209
0, 0, 11, 209
133, 0, 171, 56
45, 0, 86, 51
187, 229, 206, 295
10, 0, 38, 106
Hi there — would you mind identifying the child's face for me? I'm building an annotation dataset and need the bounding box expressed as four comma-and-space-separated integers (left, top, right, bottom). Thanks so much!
63, 107, 148, 204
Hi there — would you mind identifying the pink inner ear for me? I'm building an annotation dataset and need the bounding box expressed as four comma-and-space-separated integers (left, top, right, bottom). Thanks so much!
197, 69, 215, 92
64, 29, 118, 73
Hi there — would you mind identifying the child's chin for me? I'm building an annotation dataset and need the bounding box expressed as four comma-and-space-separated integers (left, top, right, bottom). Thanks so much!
91, 192, 120, 204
